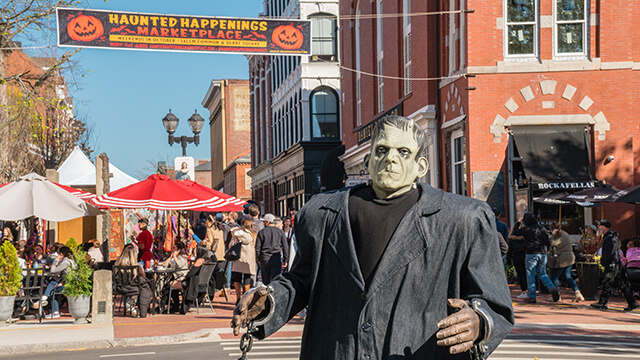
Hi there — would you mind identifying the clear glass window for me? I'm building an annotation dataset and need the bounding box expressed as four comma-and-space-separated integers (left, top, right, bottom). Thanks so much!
311, 15, 337, 61
556, 0, 586, 55
311, 89, 339, 139
506, 0, 537, 56
452, 134, 466, 195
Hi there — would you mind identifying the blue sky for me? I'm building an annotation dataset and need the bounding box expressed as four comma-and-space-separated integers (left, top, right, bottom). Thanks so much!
22, 0, 265, 179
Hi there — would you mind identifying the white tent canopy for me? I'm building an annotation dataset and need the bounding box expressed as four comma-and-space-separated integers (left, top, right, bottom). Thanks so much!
58, 147, 138, 191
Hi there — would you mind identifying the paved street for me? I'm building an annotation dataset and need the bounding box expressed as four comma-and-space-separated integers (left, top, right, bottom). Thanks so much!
5, 332, 640, 360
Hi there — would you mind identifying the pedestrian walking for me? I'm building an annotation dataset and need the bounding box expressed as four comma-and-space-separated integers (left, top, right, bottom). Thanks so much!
508, 218, 528, 299
511, 212, 560, 303
248, 204, 265, 233
547, 222, 584, 302
590, 220, 639, 311
230, 219, 258, 305
255, 214, 288, 284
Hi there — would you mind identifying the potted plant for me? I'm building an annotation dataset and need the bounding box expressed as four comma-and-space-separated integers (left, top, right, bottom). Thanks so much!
63, 247, 93, 323
0, 241, 21, 325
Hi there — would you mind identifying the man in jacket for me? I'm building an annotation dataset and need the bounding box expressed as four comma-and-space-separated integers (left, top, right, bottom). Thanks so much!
510, 212, 559, 303
255, 214, 289, 284
232, 115, 514, 359
590, 220, 639, 311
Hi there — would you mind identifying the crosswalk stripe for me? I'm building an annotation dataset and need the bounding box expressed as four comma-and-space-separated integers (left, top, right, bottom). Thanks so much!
223, 345, 301, 351
503, 339, 640, 347
229, 351, 300, 356
220, 336, 639, 359
220, 340, 301, 346
493, 350, 640, 358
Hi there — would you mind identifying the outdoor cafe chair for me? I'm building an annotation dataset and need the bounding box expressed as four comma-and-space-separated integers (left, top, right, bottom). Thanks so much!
168, 262, 217, 315
194, 262, 217, 315
112, 265, 142, 317
14, 268, 45, 323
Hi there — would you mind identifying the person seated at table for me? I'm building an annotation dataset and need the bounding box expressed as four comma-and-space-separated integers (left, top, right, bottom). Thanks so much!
173, 246, 208, 314
159, 241, 189, 313
623, 238, 640, 269
46, 242, 65, 267
1, 226, 14, 244
33, 246, 75, 319
22, 246, 35, 268
84, 239, 104, 265
32, 245, 46, 268
114, 245, 153, 317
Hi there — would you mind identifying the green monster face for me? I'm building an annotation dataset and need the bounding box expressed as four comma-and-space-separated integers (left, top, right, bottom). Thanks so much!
365, 125, 428, 199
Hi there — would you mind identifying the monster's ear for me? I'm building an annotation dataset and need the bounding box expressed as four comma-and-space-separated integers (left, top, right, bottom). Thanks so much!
416, 156, 429, 179
363, 154, 371, 172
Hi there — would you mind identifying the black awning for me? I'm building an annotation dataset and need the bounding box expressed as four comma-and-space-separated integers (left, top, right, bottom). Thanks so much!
512, 126, 595, 191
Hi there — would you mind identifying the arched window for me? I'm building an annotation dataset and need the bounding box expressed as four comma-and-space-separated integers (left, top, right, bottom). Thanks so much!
310, 13, 337, 61
310, 88, 339, 139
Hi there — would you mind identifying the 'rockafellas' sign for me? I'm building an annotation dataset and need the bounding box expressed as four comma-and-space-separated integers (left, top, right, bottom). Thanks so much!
57, 8, 310, 55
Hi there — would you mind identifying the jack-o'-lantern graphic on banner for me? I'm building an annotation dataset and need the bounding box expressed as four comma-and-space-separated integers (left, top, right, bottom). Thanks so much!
57, 8, 310, 55
67, 13, 104, 42
271, 23, 304, 50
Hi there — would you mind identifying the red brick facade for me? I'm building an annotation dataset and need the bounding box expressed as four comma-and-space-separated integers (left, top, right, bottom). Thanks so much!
340, 0, 640, 238
202, 79, 251, 192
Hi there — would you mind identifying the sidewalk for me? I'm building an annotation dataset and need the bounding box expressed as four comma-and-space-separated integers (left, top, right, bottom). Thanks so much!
1, 286, 638, 356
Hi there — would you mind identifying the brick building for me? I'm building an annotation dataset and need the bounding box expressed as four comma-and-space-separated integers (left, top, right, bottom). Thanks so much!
340, 0, 640, 238
201, 79, 251, 192
247, 0, 342, 217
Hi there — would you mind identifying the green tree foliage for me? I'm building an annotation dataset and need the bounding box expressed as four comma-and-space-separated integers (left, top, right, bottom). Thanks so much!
1, 0, 98, 181
62, 247, 93, 297
0, 241, 22, 297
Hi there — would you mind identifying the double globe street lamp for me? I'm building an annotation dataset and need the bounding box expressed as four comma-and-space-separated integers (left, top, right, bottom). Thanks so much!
162, 109, 205, 156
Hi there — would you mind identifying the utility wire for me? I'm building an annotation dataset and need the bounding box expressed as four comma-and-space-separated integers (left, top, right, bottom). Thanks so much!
338, 64, 466, 81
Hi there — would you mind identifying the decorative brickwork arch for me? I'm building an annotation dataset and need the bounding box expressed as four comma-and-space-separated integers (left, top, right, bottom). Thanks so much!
489, 80, 610, 142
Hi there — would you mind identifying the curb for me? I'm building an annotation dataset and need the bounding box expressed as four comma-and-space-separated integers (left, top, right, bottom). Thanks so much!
0, 328, 215, 356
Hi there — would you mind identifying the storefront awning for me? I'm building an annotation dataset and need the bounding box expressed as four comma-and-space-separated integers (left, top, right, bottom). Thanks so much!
512, 126, 595, 191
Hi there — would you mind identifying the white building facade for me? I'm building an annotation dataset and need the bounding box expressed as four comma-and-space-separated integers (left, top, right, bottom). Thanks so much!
248, 0, 342, 216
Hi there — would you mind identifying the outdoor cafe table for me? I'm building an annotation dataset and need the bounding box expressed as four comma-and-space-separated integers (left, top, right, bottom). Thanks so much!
144, 268, 179, 314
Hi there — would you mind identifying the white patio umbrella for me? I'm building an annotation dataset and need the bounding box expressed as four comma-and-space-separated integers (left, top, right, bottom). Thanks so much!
0, 173, 102, 221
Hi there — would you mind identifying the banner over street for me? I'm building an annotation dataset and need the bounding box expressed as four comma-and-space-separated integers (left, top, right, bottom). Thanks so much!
57, 8, 310, 55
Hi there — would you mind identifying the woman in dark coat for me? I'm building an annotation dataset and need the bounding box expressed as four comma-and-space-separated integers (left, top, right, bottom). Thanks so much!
179, 246, 208, 314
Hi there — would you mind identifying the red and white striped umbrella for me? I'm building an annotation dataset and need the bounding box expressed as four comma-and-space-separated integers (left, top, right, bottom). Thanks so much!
90, 174, 229, 210
177, 179, 246, 212
53, 183, 96, 201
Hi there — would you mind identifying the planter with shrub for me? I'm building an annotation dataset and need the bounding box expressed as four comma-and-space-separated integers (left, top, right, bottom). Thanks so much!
63, 248, 93, 323
0, 242, 21, 325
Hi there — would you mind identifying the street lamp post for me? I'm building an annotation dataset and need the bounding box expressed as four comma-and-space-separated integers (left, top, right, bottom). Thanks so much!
162, 109, 205, 156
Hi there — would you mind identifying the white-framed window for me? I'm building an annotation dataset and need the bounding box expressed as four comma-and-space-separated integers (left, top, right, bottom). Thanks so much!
554, 0, 587, 56
310, 14, 337, 61
403, 0, 412, 95
451, 129, 466, 195
355, 8, 362, 126
376, 0, 384, 113
505, 0, 537, 57
310, 87, 339, 139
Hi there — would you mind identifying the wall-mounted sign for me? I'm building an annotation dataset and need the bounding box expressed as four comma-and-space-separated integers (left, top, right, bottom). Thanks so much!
535, 181, 596, 191
57, 8, 310, 55
356, 102, 404, 145
174, 157, 195, 181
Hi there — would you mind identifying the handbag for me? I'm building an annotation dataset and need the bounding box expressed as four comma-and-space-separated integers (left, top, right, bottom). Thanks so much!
224, 240, 242, 261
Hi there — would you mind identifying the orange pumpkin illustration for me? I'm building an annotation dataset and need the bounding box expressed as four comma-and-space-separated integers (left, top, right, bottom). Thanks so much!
67, 14, 104, 42
272, 24, 304, 50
